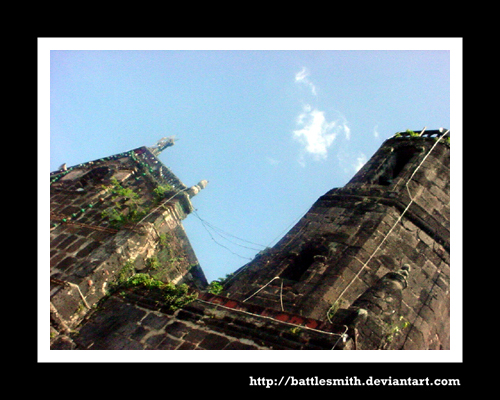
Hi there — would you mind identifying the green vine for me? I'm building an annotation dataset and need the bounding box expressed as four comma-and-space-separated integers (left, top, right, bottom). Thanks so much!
123, 273, 198, 311
207, 281, 224, 295
385, 316, 410, 344
207, 273, 235, 295
153, 184, 174, 204
100, 177, 149, 227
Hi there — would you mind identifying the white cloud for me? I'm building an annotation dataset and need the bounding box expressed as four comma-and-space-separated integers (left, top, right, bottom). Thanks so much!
295, 67, 317, 96
292, 67, 352, 166
344, 123, 351, 140
295, 67, 309, 82
293, 104, 337, 161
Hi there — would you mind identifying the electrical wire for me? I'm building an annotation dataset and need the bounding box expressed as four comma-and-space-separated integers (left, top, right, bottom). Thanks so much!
192, 210, 267, 261
193, 211, 267, 251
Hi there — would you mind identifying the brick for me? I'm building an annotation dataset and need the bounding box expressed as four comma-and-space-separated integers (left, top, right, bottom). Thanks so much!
145, 333, 168, 349
56, 256, 77, 271
141, 313, 170, 330
178, 341, 197, 350
288, 315, 305, 325
58, 235, 79, 250
184, 328, 208, 344
76, 240, 101, 258
130, 326, 149, 341
198, 333, 230, 349
275, 313, 290, 322
65, 237, 88, 253
51, 234, 68, 248
165, 321, 188, 338
50, 252, 67, 268
210, 296, 225, 305
156, 336, 182, 350
305, 319, 319, 329
224, 300, 238, 308
119, 340, 144, 350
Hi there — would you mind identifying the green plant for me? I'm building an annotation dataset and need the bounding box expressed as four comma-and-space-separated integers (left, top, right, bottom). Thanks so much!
123, 273, 197, 311
153, 184, 173, 203
101, 178, 148, 227
101, 207, 125, 226
146, 255, 160, 270
207, 280, 224, 295
406, 129, 419, 137
385, 316, 410, 343
394, 130, 423, 138
158, 233, 172, 247
107, 177, 139, 202
117, 259, 136, 284
105, 258, 136, 295
289, 326, 301, 335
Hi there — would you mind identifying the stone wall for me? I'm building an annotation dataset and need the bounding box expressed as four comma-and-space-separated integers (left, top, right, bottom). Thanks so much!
50, 146, 207, 347
217, 135, 450, 350
59, 289, 349, 350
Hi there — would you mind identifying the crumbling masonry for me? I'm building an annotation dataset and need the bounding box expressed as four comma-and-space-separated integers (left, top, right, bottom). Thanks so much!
50, 129, 450, 350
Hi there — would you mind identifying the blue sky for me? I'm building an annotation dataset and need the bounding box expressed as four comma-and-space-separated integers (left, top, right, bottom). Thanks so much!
43, 38, 459, 284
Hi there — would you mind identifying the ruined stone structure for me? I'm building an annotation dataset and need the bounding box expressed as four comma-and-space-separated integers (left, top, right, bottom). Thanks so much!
50, 129, 450, 350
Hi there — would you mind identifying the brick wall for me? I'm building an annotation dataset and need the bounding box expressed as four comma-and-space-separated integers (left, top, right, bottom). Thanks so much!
58, 289, 349, 350
50, 147, 207, 344
216, 136, 450, 350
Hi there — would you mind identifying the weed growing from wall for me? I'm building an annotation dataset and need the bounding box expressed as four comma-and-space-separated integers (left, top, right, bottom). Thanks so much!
101, 177, 148, 227
123, 273, 198, 311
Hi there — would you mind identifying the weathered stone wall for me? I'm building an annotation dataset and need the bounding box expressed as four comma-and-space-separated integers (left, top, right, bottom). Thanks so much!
61, 289, 349, 350
50, 147, 207, 347
218, 135, 450, 350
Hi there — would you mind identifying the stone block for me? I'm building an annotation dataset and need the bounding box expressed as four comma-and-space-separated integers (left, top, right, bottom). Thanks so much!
184, 328, 209, 345
51, 233, 69, 248
164, 321, 189, 338
145, 333, 168, 349
58, 235, 79, 251
76, 240, 101, 258
198, 333, 230, 349
55, 256, 77, 272
142, 313, 170, 330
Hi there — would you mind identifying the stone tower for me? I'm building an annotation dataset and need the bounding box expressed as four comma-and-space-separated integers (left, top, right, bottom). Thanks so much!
50, 138, 208, 345
220, 128, 451, 350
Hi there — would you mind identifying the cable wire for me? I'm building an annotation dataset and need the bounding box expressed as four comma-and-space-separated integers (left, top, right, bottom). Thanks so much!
193, 211, 263, 261
193, 211, 267, 251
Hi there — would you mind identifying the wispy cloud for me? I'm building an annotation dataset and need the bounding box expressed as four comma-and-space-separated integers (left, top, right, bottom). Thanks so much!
292, 67, 351, 167
344, 123, 351, 140
295, 67, 317, 96
293, 104, 337, 162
